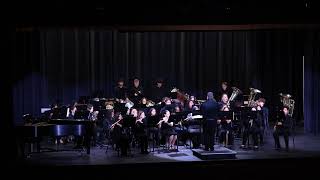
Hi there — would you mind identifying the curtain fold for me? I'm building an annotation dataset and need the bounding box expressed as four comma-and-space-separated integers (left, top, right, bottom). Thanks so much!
13, 29, 304, 125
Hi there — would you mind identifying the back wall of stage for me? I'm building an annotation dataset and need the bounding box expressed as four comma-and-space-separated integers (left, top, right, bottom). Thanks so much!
12, 28, 311, 125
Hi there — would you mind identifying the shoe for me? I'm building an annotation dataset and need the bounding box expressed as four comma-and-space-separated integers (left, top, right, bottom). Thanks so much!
253, 146, 259, 151
285, 147, 289, 152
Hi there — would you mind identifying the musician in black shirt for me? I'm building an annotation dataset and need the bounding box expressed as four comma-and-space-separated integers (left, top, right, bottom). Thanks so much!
135, 110, 149, 154
157, 110, 177, 150
201, 92, 219, 151
113, 78, 127, 102
151, 78, 167, 103
273, 106, 293, 151
216, 82, 232, 101
129, 78, 144, 105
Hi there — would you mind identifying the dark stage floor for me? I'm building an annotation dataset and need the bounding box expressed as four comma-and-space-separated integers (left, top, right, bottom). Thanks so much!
23, 129, 320, 166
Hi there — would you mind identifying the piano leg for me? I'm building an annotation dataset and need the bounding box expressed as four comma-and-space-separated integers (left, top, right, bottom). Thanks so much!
85, 134, 91, 154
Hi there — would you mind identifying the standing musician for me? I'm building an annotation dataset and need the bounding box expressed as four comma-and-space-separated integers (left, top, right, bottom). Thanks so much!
135, 111, 149, 154
157, 110, 177, 150
273, 106, 293, 151
87, 104, 99, 146
129, 78, 144, 105
151, 78, 167, 104
200, 92, 219, 151
114, 78, 128, 102
254, 98, 269, 145
218, 93, 233, 146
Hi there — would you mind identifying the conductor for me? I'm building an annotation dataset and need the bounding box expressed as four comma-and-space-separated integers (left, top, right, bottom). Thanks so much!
201, 92, 219, 151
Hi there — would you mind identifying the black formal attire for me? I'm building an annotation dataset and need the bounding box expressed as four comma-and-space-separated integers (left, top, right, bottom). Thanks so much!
200, 99, 219, 151
114, 86, 127, 100
257, 107, 269, 145
273, 114, 292, 150
135, 118, 148, 153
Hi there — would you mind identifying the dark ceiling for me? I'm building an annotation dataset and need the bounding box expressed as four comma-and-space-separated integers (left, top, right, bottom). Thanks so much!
7, 0, 320, 26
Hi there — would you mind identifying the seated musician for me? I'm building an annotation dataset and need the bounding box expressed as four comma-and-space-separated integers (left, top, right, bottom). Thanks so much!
135, 111, 149, 154
157, 110, 177, 151
110, 113, 130, 156
138, 97, 148, 109
240, 107, 262, 150
273, 106, 293, 151
218, 93, 233, 146
160, 97, 174, 114
184, 100, 197, 112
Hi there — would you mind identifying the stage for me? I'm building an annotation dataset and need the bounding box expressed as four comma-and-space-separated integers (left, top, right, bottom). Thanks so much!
23, 129, 320, 166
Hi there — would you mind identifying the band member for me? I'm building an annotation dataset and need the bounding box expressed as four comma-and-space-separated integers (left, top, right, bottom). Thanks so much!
273, 106, 293, 151
255, 98, 269, 145
114, 78, 127, 102
160, 97, 174, 113
201, 92, 219, 151
87, 104, 99, 145
157, 110, 177, 150
184, 100, 197, 112
148, 108, 157, 117
129, 78, 144, 105
151, 78, 167, 103
135, 111, 149, 154
110, 113, 129, 156
218, 93, 233, 146
217, 82, 232, 101
138, 97, 148, 109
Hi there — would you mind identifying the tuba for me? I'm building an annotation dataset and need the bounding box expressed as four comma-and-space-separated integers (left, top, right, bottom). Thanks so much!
279, 93, 295, 117
227, 87, 242, 107
248, 88, 261, 107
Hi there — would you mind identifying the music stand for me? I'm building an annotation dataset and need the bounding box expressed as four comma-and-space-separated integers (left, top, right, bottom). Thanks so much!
114, 103, 127, 115
240, 109, 257, 148
147, 115, 160, 152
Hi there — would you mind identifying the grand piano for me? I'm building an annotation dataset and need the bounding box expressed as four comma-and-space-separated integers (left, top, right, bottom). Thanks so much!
17, 119, 94, 156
